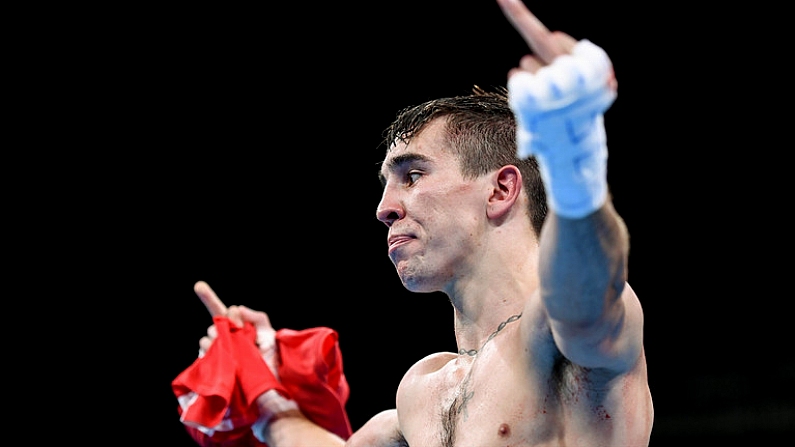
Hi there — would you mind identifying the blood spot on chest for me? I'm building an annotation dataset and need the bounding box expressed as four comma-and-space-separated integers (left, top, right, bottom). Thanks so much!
595, 405, 611, 420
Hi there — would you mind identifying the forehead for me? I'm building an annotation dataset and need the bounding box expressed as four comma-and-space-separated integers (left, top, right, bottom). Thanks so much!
380, 119, 453, 177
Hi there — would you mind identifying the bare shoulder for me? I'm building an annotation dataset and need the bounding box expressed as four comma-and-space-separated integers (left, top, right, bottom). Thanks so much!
403, 351, 457, 380
346, 409, 407, 447
349, 354, 454, 447
396, 350, 457, 415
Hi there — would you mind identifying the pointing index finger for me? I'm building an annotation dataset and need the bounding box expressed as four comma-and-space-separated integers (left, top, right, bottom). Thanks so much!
194, 280, 228, 317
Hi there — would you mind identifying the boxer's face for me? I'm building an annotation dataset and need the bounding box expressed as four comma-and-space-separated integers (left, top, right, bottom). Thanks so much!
377, 118, 491, 294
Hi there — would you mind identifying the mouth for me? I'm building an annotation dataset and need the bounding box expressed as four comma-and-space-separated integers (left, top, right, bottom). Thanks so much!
387, 234, 414, 255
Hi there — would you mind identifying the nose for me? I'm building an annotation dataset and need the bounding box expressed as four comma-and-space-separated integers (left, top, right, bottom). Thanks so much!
376, 186, 403, 227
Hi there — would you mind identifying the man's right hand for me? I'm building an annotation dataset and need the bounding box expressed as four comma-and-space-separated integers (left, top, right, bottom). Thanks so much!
194, 280, 280, 378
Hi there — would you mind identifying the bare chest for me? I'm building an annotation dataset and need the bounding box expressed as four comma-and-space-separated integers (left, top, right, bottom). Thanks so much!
400, 351, 629, 447
402, 351, 551, 447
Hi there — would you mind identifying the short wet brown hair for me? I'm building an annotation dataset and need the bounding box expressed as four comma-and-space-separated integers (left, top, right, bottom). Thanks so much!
382, 86, 547, 236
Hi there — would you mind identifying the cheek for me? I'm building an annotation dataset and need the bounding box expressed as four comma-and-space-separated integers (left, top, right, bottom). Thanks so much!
411, 180, 484, 231
426, 204, 481, 250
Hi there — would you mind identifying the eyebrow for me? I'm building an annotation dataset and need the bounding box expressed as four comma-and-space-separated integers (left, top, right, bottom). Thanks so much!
378, 153, 431, 184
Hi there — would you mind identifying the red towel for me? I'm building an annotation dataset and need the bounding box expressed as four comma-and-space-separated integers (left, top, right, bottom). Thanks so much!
172, 317, 352, 446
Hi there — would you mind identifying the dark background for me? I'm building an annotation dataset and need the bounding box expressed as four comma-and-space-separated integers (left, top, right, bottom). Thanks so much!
44, 1, 789, 444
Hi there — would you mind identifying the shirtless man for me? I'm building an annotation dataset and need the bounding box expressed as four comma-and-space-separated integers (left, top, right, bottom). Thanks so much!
189, 0, 653, 445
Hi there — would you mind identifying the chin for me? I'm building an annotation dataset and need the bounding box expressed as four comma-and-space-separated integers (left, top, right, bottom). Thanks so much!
398, 272, 437, 294
395, 259, 442, 293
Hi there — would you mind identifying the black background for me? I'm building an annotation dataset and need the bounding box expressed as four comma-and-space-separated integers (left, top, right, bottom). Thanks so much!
43, 1, 790, 444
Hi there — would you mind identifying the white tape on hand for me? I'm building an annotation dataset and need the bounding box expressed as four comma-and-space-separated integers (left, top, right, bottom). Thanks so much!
255, 327, 279, 381
251, 389, 300, 442
508, 39, 616, 218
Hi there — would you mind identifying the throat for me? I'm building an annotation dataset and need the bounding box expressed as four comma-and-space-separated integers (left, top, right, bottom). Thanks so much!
457, 313, 522, 357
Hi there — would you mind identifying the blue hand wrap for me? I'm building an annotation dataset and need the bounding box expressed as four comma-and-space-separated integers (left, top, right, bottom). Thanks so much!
508, 40, 616, 218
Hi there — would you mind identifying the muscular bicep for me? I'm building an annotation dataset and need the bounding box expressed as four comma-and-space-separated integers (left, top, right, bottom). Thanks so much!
346, 409, 407, 447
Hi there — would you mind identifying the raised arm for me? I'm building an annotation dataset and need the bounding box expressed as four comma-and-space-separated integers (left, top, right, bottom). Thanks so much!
539, 204, 642, 373
497, 0, 643, 372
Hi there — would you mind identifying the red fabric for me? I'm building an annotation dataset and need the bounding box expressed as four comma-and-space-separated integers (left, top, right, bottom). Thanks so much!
172, 318, 352, 447
276, 328, 352, 440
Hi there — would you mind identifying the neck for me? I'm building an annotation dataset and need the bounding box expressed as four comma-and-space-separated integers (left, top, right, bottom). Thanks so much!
458, 312, 522, 356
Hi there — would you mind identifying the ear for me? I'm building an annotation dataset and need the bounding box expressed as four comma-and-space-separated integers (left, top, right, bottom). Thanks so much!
486, 165, 522, 220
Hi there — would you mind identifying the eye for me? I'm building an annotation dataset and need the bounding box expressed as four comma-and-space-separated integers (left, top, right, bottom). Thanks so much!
406, 171, 422, 186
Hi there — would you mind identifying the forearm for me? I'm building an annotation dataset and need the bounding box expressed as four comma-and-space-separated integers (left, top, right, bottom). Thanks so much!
252, 390, 347, 447
255, 409, 347, 447
538, 192, 648, 375
539, 199, 629, 324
